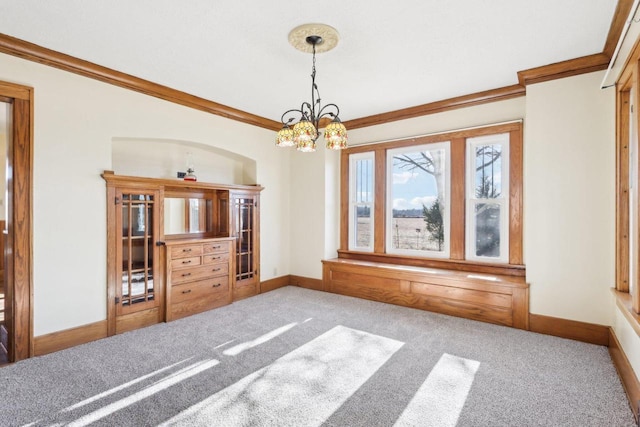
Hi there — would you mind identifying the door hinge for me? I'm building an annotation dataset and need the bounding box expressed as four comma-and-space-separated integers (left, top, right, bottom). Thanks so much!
254, 202, 258, 207
115, 296, 120, 304
115, 197, 121, 205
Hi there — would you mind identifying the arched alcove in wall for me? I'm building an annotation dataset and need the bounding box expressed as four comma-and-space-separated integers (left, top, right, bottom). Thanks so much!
111, 138, 257, 185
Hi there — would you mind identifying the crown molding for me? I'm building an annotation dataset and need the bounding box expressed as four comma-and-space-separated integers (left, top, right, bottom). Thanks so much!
0, 33, 281, 131
517, 53, 611, 86
604, 0, 635, 58
342, 85, 526, 130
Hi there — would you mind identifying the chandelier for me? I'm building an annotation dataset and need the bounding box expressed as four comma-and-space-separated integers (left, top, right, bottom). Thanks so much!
276, 24, 348, 152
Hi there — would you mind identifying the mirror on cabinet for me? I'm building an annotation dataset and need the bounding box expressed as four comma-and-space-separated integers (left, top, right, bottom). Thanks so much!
163, 189, 230, 239
164, 196, 210, 235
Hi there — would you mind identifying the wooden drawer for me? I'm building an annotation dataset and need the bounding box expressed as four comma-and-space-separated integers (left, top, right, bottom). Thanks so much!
171, 263, 229, 284
170, 255, 202, 270
171, 277, 229, 304
170, 244, 203, 258
203, 252, 230, 265
171, 290, 230, 320
203, 242, 229, 254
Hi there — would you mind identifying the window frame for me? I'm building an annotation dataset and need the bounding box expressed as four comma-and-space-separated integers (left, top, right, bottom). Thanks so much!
348, 151, 375, 252
615, 58, 640, 314
385, 141, 451, 258
465, 133, 510, 263
339, 121, 523, 277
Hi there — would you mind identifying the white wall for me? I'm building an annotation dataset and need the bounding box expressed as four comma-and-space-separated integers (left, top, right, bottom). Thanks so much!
112, 138, 257, 185
0, 52, 291, 336
289, 145, 328, 278
525, 71, 615, 325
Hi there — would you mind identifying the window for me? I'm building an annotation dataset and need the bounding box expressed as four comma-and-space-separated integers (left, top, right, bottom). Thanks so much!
386, 142, 450, 257
340, 122, 523, 273
466, 134, 509, 263
614, 49, 640, 315
348, 152, 375, 251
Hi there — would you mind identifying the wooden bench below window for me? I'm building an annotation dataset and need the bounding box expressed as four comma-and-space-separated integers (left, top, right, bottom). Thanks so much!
321, 258, 529, 329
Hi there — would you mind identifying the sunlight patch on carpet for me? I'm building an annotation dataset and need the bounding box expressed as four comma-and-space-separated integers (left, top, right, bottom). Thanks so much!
62, 358, 193, 412
66, 359, 219, 427
160, 325, 404, 426
223, 322, 299, 356
394, 353, 480, 427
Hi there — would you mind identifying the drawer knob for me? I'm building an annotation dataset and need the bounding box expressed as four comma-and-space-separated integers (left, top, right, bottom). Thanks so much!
182, 260, 192, 264
183, 248, 192, 252
213, 283, 221, 288
212, 268, 221, 272
212, 256, 221, 260
181, 289, 192, 294
182, 273, 191, 277
213, 245, 221, 249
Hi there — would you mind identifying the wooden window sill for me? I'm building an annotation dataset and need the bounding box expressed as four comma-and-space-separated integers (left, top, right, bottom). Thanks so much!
337, 250, 525, 277
614, 289, 640, 337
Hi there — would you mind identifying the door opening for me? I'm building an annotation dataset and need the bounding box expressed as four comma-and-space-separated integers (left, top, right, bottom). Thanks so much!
0, 80, 33, 363
0, 99, 7, 364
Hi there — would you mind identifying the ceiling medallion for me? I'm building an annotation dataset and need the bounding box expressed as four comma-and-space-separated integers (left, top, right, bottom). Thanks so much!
288, 23, 340, 54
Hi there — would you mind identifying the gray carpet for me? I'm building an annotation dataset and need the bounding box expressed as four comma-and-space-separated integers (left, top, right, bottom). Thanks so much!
0, 286, 634, 426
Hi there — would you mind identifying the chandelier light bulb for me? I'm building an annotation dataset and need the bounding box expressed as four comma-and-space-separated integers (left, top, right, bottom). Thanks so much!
293, 120, 318, 152
324, 120, 348, 150
276, 125, 295, 147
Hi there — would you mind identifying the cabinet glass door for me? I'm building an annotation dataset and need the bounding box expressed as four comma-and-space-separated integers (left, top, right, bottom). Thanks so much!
235, 196, 255, 282
117, 190, 159, 315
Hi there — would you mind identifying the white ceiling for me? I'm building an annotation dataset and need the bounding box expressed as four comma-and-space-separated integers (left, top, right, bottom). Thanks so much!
0, 1, 618, 123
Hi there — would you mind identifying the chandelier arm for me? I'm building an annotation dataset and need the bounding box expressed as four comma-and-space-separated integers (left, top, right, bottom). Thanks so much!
300, 102, 314, 120
280, 108, 305, 125
316, 103, 341, 121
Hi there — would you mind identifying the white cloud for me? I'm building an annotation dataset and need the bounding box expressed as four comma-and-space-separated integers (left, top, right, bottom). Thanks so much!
393, 171, 417, 184
393, 198, 410, 210
410, 196, 437, 208
393, 196, 437, 210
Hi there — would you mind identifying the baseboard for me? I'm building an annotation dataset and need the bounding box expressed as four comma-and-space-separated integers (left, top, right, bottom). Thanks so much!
290, 275, 324, 291
260, 275, 291, 293
529, 313, 609, 346
609, 327, 640, 422
33, 320, 108, 356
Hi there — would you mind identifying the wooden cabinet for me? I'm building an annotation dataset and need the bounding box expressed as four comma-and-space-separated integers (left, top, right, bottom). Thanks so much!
165, 238, 234, 321
102, 171, 263, 334
231, 190, 260, 300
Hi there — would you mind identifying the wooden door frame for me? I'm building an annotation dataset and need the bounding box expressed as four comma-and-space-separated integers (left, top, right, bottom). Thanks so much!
0, 80, 33, 362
